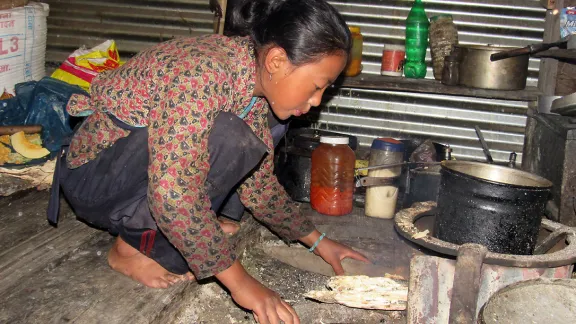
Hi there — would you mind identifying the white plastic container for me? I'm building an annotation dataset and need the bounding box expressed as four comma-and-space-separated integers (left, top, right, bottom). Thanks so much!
364, 138, 405, 219
381, 44, 406, 77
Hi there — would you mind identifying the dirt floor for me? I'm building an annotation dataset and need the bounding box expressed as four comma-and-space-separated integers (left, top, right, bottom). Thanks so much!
0, 190, 408, 323
172, 237, 405, 324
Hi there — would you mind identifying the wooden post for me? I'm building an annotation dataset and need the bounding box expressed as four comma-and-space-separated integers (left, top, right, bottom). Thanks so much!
213, 0, 228, 35
537, 0, 563, 95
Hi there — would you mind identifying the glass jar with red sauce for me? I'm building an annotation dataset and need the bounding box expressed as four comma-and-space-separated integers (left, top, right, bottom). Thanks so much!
310, 136, 356, 216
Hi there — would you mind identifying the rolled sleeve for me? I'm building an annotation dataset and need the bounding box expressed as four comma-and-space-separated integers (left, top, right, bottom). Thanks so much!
238, 153, 316, 241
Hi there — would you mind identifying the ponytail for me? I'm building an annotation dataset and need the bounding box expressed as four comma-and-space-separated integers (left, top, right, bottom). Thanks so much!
226, 0, 351, 66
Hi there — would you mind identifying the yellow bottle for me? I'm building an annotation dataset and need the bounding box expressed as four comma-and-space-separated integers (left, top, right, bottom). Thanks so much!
344, 26, 363, 77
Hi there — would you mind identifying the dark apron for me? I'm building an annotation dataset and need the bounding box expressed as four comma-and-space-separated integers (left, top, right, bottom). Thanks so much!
47, 111, 287, 274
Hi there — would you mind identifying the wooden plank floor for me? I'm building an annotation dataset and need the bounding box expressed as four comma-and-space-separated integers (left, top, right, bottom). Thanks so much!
0, 191, 413, 323
0, 191, 201, 324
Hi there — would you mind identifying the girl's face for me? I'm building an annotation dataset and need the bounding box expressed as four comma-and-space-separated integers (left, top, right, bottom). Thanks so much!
259, 49, 347, 120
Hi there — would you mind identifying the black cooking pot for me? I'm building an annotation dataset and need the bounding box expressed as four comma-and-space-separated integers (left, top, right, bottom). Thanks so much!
434, 161, 553, 255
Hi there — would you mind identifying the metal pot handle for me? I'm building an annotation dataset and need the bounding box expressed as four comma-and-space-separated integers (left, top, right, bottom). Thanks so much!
355, 176, 398, 187
490, 35, 572, 62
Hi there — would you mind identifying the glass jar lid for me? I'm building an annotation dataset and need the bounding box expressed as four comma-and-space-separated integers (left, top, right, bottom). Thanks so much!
371, 138, 404, 152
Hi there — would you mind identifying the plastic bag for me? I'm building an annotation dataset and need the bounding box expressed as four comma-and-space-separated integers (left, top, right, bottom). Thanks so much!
560, 7, 576, 38
409, 139, 437, 163
50, 40, 122, 92
0, 77, 88, 154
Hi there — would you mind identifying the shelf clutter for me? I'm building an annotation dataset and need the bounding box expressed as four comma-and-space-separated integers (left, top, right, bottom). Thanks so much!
339, 73, 541, 102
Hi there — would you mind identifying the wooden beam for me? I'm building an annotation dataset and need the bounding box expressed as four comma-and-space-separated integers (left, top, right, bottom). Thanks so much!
538, 0, 564, 95
212, 0, 227, 35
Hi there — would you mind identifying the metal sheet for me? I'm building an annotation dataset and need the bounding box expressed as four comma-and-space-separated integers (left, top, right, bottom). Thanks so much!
43, 0, 545, 163
43, 0, 214, 67
317, 0, 546, 163
408, 255, 574, 324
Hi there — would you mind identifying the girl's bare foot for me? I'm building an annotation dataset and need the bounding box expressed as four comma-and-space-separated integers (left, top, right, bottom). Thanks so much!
107, 219, 237, 288
218, 218, 240, 235
107, 236, 195, 289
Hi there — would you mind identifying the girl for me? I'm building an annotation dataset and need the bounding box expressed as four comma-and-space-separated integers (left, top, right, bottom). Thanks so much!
48, 0, 369, 323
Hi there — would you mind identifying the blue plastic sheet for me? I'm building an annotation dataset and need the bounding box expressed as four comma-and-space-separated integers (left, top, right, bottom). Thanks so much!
0, 77, 88, 153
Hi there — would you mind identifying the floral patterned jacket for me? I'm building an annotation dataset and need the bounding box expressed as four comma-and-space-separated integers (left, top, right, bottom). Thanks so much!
65, 35, 315, 279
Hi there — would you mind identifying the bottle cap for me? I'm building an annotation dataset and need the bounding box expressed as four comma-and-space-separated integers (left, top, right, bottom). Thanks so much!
371, 138, 404, 152
431, 14, 453, 22
320, 136, 349, 145
348, 26, 361, 34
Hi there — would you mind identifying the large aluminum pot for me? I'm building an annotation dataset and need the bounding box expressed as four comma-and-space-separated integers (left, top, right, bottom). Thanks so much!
434, 161, 553, 255
455, 45, 529, 90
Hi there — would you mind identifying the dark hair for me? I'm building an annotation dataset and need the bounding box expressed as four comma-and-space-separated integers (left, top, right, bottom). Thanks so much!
226, 0, 351, 66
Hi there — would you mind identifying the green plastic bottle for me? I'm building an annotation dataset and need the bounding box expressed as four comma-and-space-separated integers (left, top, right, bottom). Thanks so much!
404, 0, 430, 78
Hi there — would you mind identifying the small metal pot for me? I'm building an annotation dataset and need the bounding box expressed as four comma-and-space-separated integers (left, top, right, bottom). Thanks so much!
455, 45, 529, 90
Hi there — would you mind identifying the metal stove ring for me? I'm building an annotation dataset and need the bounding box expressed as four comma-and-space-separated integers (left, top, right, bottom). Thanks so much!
394, 201, 576, 268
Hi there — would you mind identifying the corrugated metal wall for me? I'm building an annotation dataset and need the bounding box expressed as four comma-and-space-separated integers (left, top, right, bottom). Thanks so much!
42, 0, 214, 68
42, 0, 545, 162
312, 0, 546, 163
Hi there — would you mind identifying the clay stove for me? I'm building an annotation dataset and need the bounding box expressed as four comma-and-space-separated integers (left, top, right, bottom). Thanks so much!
393, 201, 576, 324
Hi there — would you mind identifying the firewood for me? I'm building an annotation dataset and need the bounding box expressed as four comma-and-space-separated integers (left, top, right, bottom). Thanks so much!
304, 275, 408, 310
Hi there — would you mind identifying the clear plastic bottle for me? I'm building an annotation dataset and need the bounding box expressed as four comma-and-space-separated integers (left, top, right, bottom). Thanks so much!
404, 0, 430, 79
310, 136, 356, 216
364, 138, 405, 219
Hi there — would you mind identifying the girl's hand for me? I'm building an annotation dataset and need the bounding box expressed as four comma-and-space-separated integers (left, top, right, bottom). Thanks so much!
230, 276, 299, 324
217, 260, 300, 324
300, 230, 370, 275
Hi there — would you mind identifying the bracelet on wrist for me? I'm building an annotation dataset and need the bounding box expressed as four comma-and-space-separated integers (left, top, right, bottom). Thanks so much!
308, 232, 326, 252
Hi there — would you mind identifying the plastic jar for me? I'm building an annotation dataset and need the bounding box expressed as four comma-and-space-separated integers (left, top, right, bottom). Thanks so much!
344, 26, 363, 77
441, 55, 459, 86
310, 136, 356, 216
381, 44, 406, 77
364, 138, 405, 219
429, 14, 459, 80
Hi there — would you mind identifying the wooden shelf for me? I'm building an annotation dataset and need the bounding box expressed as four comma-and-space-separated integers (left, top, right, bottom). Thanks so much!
338, 73, 541, 102
534, 49, 576, 63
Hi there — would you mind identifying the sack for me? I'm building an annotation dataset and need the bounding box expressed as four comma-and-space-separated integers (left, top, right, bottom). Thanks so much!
51, 40, 122, 92
0, 2, 48, 93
